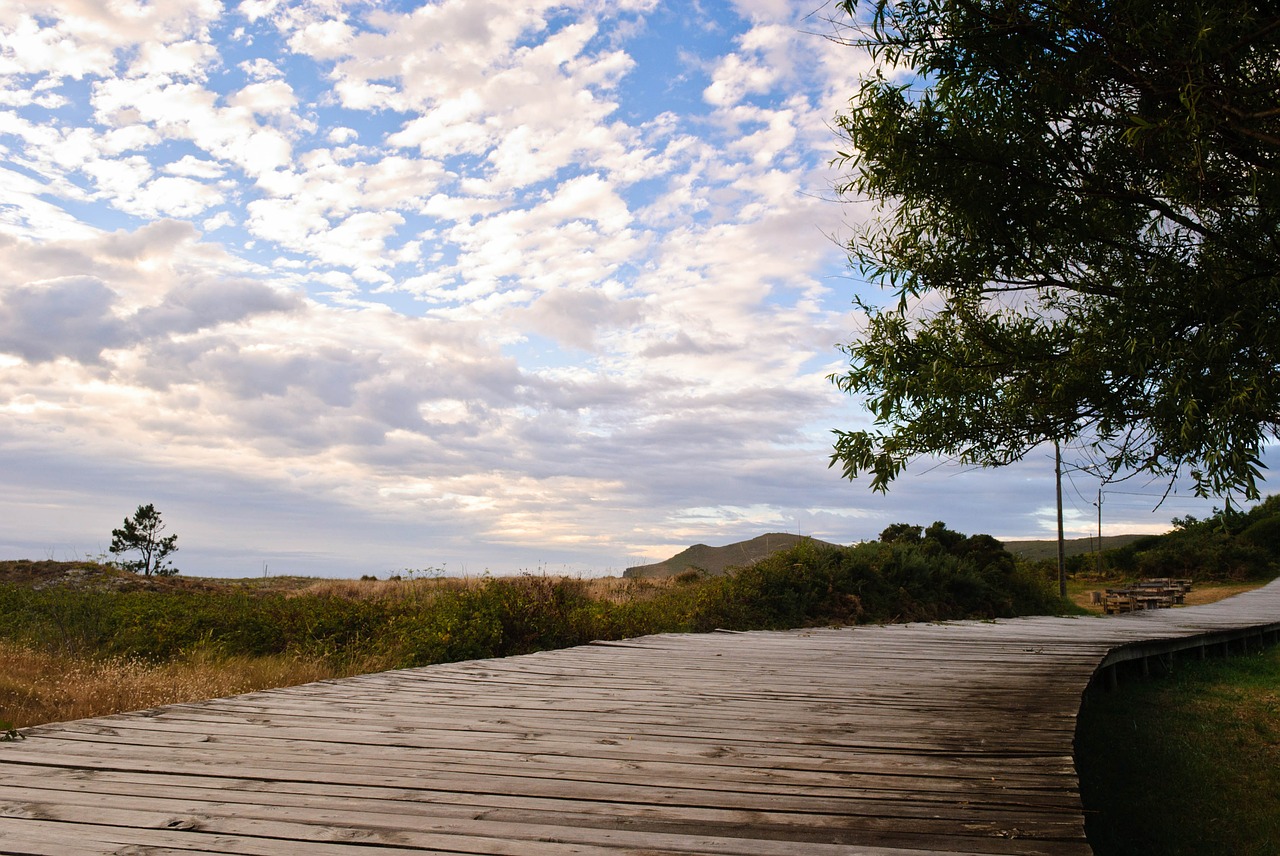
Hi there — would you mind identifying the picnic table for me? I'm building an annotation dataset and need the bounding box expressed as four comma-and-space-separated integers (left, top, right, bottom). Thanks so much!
1102, 578, 1193, 614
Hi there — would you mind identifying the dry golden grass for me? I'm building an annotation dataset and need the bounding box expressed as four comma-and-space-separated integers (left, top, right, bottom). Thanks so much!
580, 575, 676, 603
285, 573, 676, 605
1178, 581, 1267, 606
287, 575, 485, 601
0, 642, 368, 729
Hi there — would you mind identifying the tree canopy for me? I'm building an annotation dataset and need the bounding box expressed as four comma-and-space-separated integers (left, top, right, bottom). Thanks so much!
828, 0, 1280, 500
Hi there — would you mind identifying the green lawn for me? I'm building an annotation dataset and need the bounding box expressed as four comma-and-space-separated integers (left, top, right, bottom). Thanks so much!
1075, 643, 1280, 855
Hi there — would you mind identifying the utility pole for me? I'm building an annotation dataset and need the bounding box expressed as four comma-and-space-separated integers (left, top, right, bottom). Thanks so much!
1095, 488, 1103, 576
1055, 440, 1066, 598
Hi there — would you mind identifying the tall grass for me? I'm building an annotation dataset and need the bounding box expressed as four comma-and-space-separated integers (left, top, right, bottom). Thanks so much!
0, 642, 347, 729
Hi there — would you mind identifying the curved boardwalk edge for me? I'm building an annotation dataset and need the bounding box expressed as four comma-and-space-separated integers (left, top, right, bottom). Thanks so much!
1090, 584, 1280, 689
0, 580, 1277, 856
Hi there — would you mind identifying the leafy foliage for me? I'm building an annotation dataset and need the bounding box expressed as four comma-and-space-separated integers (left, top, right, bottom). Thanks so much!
109, 504, 179, 577
1104, 494, 1280, 581
686, 523, 1060, 631
829, 0, 1280, 499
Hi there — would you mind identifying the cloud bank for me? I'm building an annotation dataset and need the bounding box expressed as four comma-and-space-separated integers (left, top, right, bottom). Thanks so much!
0, 1, 1227, 575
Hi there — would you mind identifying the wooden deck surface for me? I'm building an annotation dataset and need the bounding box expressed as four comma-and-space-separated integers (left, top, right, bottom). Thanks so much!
2, 580, 1278, 856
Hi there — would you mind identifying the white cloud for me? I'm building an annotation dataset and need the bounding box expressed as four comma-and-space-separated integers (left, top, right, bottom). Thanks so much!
91, 76, 295, 178
241, 152, 446, 263
0, 82, 65, 108
244, 196, 328, 249
202, 211, 235, 231
287, 18, 354, 59
384, 91, 492, 157
726, 0, 794, 22
424, 173, 645, 302
308, 4, 637, 197
321, 210, 405, 267
0, 0, 224, 79
237, 0, 280, 24
703, 51, 778, 106
0, 166, 100, 240
81, 153, 155, 199
165, 154, 226, 178
725, 104, 798, 166
129, 39, 217, 78
100, 124, 164, 154
327, 126, 358, 144
239, 57, 284, 80
227, 79, 298, 116
130, 175, 225, 218
0, 13, 117, 79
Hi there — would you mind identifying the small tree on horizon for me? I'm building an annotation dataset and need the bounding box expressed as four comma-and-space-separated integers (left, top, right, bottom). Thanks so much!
110, 504, 179, 577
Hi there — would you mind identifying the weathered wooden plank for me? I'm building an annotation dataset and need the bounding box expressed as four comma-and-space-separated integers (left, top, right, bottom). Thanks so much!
0, 801, 1023, 856
32, 714, 1085, 760
129, 701, 1086, 738
4, 735, 1084, 784
0, 748, 1083, 818
0, 762, 1086, 823
0, 744, 1081, 824
3, 779, 1086, 844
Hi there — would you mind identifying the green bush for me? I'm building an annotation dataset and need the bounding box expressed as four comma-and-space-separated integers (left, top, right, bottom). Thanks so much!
685, 528, 1065, 632
1099, 495, 1280, 582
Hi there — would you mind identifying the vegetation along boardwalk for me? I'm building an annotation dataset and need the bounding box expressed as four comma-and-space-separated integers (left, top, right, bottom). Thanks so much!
2, 581, 1278, 856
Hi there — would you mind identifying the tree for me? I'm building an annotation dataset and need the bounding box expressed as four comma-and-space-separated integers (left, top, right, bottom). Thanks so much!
110, 504, 179, 576
879, 522, 923, 543
827, 0, 1280, 501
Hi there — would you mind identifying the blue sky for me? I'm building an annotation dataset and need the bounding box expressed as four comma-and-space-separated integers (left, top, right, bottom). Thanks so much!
0, 0, 1242, 577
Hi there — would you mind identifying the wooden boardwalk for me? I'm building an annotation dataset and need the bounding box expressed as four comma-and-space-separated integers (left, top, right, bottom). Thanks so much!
2, 581, 1278, 856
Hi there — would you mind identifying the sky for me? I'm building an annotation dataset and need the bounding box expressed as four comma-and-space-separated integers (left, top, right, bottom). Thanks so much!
0, 0, 1253, 578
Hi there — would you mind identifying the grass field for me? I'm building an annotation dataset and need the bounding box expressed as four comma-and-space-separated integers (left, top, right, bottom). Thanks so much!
1076, 643, 1280, 855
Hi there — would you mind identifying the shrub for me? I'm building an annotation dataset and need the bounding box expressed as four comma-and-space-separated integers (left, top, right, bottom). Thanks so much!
685, 531, 1064, 632
1100, 495, 1280, 582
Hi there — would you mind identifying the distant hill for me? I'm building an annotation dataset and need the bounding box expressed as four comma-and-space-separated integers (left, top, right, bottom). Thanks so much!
624, 533, 840, 579
624, 533, 1154, 579
1000, 534, 1149, 561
